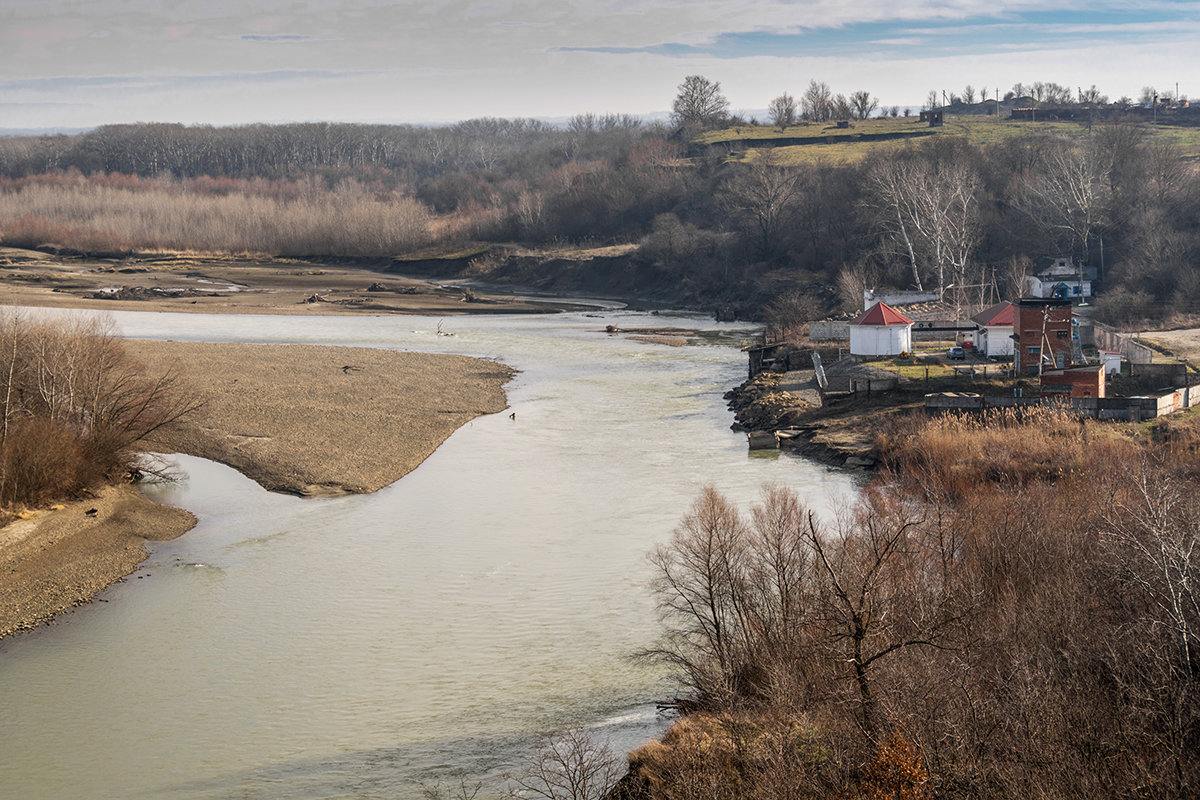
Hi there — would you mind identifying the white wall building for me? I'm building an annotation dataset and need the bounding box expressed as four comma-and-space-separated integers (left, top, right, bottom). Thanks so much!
971, 301, 1015, 357
849, 302, 913, 356
1023, 257, 1093, 300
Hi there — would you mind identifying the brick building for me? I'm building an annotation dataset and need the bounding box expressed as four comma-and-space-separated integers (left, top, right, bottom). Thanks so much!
1014, 298, 1073, 375
1041, 364, 1105, 399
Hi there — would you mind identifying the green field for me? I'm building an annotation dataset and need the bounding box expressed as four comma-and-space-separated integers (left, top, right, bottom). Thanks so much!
695, 115, 1200, 166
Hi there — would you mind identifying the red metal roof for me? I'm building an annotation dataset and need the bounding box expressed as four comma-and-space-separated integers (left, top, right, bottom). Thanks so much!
971, 301, 1015, 327
851, 301, 914, 326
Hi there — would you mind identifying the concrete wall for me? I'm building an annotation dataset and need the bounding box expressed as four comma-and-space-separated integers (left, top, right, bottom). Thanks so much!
1092, 322, 1156, 364
924, 392, 1183, 420
1130, 362, 1189, 387
810, 320, 850, 341
828, 376, 901, 393
864, 289, 939, 309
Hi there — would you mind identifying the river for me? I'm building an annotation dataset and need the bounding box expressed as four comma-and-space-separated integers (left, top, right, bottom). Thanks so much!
0, 308, 858, 799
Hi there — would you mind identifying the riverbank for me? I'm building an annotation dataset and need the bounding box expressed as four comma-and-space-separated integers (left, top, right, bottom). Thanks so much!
0, 486, 196, 639
725, 371, 909, 469
0, 246, 579, 316
0, 339, 513, 639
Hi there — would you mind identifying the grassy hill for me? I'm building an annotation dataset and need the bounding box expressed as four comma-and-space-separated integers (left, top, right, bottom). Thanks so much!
691, 115, 1200, 165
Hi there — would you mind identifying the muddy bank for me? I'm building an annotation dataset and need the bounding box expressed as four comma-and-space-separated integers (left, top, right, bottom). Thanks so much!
725, 371, 913, 470
0, 246, 575, 316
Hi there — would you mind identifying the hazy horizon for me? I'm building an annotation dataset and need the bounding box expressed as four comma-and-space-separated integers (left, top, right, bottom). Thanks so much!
3, 1, 1197, 131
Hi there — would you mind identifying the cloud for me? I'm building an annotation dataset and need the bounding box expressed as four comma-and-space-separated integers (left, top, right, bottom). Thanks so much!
3, 0, 1198, 128
227, 34, 341, 43
0, 67, 473, 98
551, 4, 1200, 60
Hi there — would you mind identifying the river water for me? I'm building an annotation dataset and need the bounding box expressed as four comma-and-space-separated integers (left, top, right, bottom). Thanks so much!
0, 308, 857, 799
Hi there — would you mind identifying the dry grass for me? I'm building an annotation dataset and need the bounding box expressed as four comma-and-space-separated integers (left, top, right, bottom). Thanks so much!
877, 406, 1137, 500
0, 178, 433, 257
707, 116, 1112, 166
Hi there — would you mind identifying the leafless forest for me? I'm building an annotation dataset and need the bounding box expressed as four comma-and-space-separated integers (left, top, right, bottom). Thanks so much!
1, 116, 1197, 324
633, 408, 1200, 799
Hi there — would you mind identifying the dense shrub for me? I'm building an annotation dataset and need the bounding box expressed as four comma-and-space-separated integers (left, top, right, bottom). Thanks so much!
640, 409, 1200, 799
0, 311, 196, 514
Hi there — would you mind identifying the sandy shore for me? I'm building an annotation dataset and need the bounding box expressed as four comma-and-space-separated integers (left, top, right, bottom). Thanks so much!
0, 338, 513, 639
0, 486, 196, 639
126, 340, 514, 495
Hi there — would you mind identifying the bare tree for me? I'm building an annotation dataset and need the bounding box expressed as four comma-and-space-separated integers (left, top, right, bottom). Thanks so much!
762, 292, 817, 343
672, 75, 730, 132
962, 85, 976, 105
767, 92, 798, 131
801, 80, 833, 121
0, 311, 199, 508
507, 728, 622, 800
831, 94, 853, 121
850, 90, 878, 121
863, 154, 981, 293
721, 152, 806, 260
1101, 460, 1200, 796
1017, 140, 1111, 264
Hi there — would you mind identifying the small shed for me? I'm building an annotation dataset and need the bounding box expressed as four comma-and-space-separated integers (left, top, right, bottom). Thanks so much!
849, 302, 913, 357
1100, 351, 1122, 376
971, 301, 1015, 358
1041, 364, 1105, 399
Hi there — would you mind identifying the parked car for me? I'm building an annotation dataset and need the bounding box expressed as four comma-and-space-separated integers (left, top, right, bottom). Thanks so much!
947, 346, 966, 360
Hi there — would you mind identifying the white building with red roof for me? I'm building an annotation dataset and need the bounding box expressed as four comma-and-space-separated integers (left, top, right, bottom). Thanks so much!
849, 302, 913, 356
971, 301, 1015, 358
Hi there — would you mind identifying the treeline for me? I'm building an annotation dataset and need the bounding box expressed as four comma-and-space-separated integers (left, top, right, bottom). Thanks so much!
0, 117, 652, 185
0, 311, 195, 517
1, 118, 1198, 323
631, 407, 1199, 799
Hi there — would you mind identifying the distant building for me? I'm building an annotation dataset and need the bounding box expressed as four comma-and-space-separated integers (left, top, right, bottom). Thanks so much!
1023, 257, 1093, 300
1014, 298, 1073, 374
971, 301, 1015, 358
863, 288, 940, 310
849, 302, 913, 356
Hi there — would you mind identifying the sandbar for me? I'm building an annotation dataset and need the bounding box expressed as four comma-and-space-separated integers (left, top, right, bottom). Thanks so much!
0, 338, 513, 639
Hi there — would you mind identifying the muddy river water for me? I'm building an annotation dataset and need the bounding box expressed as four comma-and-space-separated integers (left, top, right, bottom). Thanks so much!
0, 308, 857, 799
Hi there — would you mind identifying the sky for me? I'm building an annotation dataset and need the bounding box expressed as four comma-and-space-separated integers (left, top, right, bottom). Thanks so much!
2, 0, 1198, 131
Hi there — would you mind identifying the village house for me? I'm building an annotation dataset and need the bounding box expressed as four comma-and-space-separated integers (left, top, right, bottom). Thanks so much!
1022, 257, 1094, 301
971, 301, 1015, 358
849, 302, 913, 356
